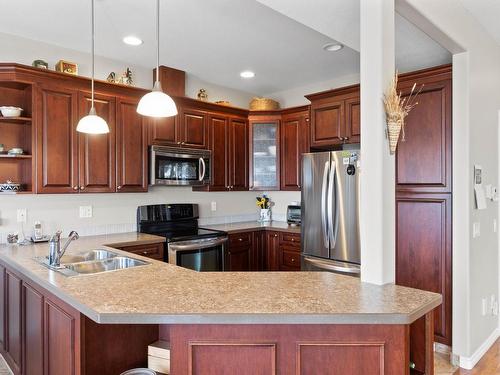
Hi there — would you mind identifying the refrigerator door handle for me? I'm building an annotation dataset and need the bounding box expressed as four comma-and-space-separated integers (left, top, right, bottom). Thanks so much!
327, 160, 339, 248
321, 161, 329, 249
303, 256, 361, 274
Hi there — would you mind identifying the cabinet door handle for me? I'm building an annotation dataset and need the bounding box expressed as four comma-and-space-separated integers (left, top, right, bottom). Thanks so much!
117, 186, 122, 190
238, 238, 243, 242
181, 142, 185, 145
344, 136, 349, 141
143, 251, 149, 255
177, 141, 181, 145
73, 186, 78, 191
80, 186, 85, 190
274, 234, 278, 237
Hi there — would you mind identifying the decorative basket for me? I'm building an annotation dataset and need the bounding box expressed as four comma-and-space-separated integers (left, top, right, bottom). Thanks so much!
387, 119, 402, 155
249, 97, 280, 111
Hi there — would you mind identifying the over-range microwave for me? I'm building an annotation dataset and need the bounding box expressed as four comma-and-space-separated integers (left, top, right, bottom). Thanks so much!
150, 145, 211, 186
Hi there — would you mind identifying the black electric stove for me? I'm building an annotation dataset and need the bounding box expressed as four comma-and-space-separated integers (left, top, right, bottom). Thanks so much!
137, 204, 228, 271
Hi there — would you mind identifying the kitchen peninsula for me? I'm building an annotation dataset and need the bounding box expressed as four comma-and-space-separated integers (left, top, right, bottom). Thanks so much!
0, 233, 441, 375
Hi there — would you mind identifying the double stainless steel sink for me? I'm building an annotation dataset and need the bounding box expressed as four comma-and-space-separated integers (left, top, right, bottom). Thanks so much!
37, 249, 149, 276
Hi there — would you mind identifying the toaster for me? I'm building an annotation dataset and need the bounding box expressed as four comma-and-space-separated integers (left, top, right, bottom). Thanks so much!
287, 205, 301, 226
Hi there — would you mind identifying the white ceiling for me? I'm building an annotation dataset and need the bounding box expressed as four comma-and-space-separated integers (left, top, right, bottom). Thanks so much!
0, 0, 450, 95
458, 0, 500, 44
258, 0, 452, 74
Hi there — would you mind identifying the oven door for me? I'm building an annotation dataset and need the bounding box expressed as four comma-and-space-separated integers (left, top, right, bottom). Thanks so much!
168, 237, 227, 272
150, 146, 211, 186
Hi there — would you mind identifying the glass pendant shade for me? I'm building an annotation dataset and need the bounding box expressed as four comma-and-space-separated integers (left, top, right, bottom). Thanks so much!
137, 81, 178, 117
137, 0, 178, 118
76, 107, 109, 134
77, 0, 109, 134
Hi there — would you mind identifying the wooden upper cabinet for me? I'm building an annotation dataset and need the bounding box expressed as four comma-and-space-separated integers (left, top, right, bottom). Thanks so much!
179, 108, 208, 149
280, 107, 309, 191
78, 92, 116, 193
310, 100, 344, 147
306, 85, 360, 149
249, 116, 280, 191
116, 97, 148, 192
36, 86, 79, 193
148, 115, 179, 146
396, 71, 452, 193
345, 96, 360, 143
207, 115, 229, 191
229, 117, 249, 191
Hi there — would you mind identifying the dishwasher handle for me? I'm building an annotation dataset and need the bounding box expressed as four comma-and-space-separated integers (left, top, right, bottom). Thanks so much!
169, 237, 227, 252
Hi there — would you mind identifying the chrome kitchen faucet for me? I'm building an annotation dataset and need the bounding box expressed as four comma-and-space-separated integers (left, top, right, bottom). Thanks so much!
48, 231, 80, 267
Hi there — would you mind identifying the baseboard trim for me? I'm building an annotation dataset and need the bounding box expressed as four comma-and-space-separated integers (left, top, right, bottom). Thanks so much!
459, 328, 499, 370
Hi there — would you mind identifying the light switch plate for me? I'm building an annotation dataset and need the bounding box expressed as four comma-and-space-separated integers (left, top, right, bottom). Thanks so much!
473, 222, 481, 238
17, 208, 27, 223
79, 206, 93, 218
211, 201, 217, 212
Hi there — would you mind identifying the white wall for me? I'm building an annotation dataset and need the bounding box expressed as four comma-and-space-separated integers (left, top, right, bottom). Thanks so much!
0, 32, 298, 242
0, 189, 299, 243
0, 31, 256, 108
264, 73, 360, 108
398, 0, 500, 365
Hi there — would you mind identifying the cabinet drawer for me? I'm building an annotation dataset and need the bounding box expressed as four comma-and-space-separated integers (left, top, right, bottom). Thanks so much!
229, 232, 252, 247
281, 250, 301, 270
118, 243, 164, 260
280, 232, 301, 247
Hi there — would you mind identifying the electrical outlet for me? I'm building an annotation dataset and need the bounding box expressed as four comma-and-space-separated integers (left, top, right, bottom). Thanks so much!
79, 206, 93, 218
211, 201, 217, 212
482, 298, 488, 316
473, 222, 481, 238
16, 208, 27, 223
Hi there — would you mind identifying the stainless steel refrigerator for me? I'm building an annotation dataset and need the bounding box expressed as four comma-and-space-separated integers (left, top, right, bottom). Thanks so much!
301, 150, 361, 276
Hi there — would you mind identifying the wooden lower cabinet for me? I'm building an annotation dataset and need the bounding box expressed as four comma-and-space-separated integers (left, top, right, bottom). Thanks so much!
265, 231, 280, 271
5, 271, 22, 374
114, 242, 165, 261
396, 193, 452, 346
167, 323, 413, 375
23, 283, 43, 375
0, 262, 157, 375
226, 233, 253, 271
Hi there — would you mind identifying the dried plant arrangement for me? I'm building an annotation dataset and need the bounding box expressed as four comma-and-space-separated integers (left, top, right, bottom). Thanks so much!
383, 73, 422, 154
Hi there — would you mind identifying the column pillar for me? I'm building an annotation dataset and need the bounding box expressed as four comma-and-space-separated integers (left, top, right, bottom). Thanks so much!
359, 0, 396, 284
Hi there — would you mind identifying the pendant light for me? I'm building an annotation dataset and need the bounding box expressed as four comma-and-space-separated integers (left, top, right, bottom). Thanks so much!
137, 0, 178, 118
76, 0, 109, 134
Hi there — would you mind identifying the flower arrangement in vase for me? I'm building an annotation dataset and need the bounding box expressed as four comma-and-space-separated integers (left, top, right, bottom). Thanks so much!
256, 194, 273, 222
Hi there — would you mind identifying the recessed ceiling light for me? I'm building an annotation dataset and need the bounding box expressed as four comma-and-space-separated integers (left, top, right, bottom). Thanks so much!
123, 35, 143, 46
240, 70, 256, 79
322, 43, 343, 52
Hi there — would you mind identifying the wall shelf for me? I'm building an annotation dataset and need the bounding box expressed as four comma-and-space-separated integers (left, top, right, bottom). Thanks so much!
0, 154, 32, 159
0, 117, 32, 124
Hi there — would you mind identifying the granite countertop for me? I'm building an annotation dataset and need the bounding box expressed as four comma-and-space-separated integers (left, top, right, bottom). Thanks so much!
203, 221, 301, 234
0, 232, 441, 325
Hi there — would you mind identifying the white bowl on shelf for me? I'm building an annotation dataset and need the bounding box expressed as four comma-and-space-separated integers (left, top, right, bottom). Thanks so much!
0, 106, 23, 118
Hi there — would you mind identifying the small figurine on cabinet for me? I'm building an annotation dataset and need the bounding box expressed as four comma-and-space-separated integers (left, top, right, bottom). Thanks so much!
55, 60, 78, 75
106, 68, 133, 86
197, 88, 208, 101
32, 59, 49, 69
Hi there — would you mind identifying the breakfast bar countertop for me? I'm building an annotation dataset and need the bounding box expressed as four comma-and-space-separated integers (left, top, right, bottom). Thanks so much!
0, 232, 441, 326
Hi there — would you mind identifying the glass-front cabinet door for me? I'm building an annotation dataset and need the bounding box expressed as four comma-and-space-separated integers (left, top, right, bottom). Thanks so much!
249, 116, 280, 190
